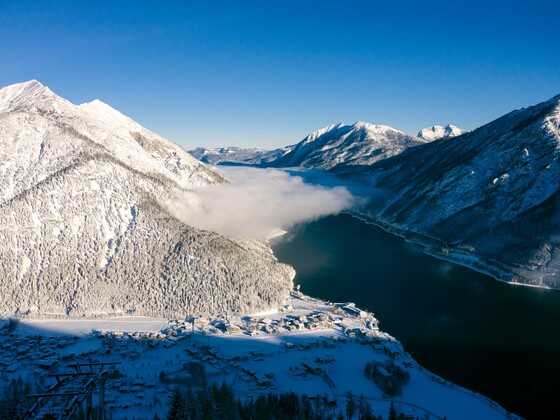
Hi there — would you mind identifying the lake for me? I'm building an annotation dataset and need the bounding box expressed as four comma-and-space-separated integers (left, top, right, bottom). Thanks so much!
271, 213, 560, 419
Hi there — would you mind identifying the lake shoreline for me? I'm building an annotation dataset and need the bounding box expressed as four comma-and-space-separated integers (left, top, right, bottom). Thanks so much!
346, 209, 558, 292
270, 213, 560, 419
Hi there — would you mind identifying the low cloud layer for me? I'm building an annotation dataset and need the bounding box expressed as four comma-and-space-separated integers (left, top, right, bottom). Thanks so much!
172, 167, 355, 240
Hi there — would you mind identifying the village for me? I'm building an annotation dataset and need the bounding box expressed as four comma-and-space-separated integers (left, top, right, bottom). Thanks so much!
0, 293, 517, 419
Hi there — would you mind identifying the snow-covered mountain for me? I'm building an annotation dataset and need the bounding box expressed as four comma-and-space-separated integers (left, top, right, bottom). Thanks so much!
353, 94, 560, 288
189, 145, 293, 166
417, 124, 466, 141
266, 122, 428, 171
188, 122, 436, 171
0, 80, 294, 318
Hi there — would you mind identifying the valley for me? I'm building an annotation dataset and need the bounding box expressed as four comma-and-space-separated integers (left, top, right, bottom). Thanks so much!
1, 80, 558, 419
3, 2, 558, 418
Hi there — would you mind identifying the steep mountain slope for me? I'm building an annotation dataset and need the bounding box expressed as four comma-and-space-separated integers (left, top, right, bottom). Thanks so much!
417, 124, 466, 141
266, 122, 428, 171
353, 94, 560, 288
189, 145, 293, 166
0, 80, 294, 318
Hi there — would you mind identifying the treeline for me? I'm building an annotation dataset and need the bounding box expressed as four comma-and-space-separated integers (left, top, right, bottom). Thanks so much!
0, 376, 35, 419
167, 382, 384, 420
0, 158, 293, 319
159, 361, 208, 387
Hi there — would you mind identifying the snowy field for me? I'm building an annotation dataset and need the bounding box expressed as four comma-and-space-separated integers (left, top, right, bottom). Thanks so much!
2, 295, 519, 419
18, 317, 167, 336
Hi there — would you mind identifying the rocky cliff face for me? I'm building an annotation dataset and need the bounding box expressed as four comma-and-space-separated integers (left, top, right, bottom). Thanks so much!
0, 81, 294, 318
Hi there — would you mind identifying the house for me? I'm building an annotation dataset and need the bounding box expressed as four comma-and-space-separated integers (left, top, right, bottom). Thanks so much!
35, 359, 58, 370
193, 317, 209, 326
225, 323, 241, 333
342, 303, 368, 318
301, 361, 322, 375
375, 365, 391, 378
383, 341, 402, 358
295, 314, 308, 323
255, 374, 273, 387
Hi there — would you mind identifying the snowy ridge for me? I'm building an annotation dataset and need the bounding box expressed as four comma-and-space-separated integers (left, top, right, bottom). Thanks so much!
267, 121, 427, 170
0, 81, 225, 199
417, 124, 466, 141
301, 123, 344, 144
0, 80, 294, 318
79, 99, 144, 131
0, 80, 58, 112
353, 94, 560, 288
190, 122, 424, 170
544, 100, 560, 142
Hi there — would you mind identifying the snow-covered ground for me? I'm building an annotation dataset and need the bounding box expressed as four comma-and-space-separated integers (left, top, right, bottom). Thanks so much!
3, 294, 519, 419
18, 317, 167, 336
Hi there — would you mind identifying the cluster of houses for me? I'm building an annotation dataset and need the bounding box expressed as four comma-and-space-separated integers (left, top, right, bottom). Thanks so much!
88, 298, 402, 365
0, 329, 79, 376
0, 294, 410, 418
168, 300, 382, 339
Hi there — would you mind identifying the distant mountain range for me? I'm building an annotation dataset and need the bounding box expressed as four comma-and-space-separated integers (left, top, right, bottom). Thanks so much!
189, 145, 292, 166
0, 80, 294, 318
190, 95, 560, 289
189, 122, 465, 170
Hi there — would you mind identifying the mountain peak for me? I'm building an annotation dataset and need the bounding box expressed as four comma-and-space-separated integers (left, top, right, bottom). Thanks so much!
79, 98, 140, 130
352, 121, 403, 134
18, 79, 43, 88
266, 120, 424, 170
0, 81, 291, 319
303, 123, 344, 143
417, 124, 466, 141
79, 98, 120, 113
0, 79, 54, 111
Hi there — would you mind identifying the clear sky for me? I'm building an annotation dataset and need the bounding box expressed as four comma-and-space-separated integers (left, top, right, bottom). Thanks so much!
1, 0, 559, 149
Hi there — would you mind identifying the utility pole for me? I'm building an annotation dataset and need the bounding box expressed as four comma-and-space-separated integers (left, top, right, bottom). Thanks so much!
99, 373, 106, 420
25, 362, 120, 419
86, 389, 93, 419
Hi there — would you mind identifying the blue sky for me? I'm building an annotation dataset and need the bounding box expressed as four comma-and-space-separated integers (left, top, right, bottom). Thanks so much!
1, 0, 559, 148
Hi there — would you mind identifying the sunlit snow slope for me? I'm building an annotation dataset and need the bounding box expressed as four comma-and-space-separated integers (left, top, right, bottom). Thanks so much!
355, 94, 560, 288
266, 122, 428, 171
0, 80, 294, 318
190, 123, 427, 171
417, 124, 466, 141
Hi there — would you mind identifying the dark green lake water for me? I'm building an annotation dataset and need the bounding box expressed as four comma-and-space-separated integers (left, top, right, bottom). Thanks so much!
271, 213, 560, 419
